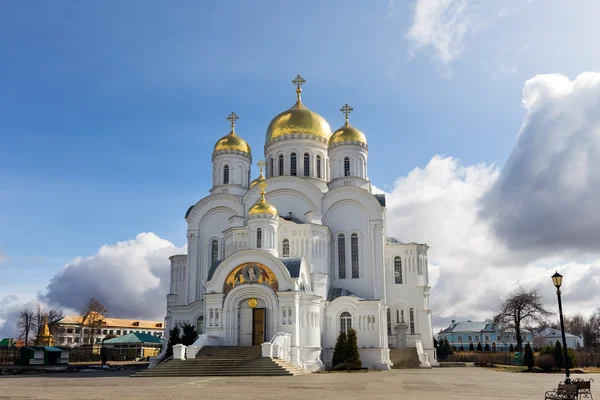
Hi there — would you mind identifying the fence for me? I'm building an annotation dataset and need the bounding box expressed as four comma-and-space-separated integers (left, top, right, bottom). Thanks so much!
0, 348, 19, 365
445, 349, 600, 368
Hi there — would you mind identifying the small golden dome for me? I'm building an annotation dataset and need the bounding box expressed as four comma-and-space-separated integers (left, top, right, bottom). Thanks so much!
329, 103, 367, 148
248, 181, 278, 217
250, 160, 266, 188
214, 112, 251, 156
329, 122, 367, 147
265, 74, 332, 144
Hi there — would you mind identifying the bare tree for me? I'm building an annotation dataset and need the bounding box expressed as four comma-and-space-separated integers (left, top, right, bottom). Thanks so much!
32, 304, 64, 342
80, 297, 109, 348
16, 309, 35, 345
493, 286, 551, 351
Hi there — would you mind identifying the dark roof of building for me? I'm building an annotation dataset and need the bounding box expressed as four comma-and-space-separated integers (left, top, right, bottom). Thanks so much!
327, 287, 365, 301
207, 260, 223, 281
281, 214, 304, 224
386, 237, 405, 245
184, 205, 194, 218
374, 194, 386, 207
0, 338, 15, 347
22, 346, 64, 352
103, 332, 162, 345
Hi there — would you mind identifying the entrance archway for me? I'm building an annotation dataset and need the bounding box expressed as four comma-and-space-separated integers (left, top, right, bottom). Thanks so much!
222, 284, 278, 346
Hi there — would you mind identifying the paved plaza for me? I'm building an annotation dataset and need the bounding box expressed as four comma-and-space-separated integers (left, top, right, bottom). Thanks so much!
1, 368, 599, 400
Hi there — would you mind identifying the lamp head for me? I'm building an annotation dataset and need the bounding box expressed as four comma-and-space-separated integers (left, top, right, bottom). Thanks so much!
552, 271, 563, 289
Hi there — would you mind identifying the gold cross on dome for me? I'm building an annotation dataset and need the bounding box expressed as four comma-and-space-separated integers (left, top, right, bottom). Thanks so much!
257, 159, 266, 172
292, 74, 306, 89
340, 103, 353, 122
226, 112, 239, 129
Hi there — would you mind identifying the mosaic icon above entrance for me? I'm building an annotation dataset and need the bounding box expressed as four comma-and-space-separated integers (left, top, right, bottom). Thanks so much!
247, 298, 258, 308
223, 262, 278, 295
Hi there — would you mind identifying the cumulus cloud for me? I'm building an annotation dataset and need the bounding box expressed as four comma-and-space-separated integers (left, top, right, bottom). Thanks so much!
405, 0, 479, 65
482, 72, 600, 257
0, 295, 20, 339
43, 233, 185, 321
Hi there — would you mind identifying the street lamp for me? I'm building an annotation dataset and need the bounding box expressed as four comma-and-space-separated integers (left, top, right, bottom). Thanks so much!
552, 271, 571, 384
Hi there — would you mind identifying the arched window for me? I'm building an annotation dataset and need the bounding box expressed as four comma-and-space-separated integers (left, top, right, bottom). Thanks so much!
278, 154, 284, 176
351, 233, 359, 278
197, 316, 204, 335
387, 308, 392, 336
282, 239, 289, 257
344, 157, 350, 176
340, 312, 352, 334
290, 153, 297, 176
409, 308, 415, 334
223, 165, 230, 184
401, 309, 405, 323
396, 309, 400, 323
256, 228, 262, 249
211, 239, 219, 263
316, 155, 322, 179
338, 234, 346, 279
394, 257, 403, 284
303, 153, 310, 176
269, 157, 274, 178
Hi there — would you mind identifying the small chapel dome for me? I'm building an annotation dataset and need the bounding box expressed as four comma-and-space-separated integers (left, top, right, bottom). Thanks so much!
248, 181, 278, 217
329, 104, 367, 148
265, 75, 332, 145
250, 160, 266, 188
213, 112, 251, 157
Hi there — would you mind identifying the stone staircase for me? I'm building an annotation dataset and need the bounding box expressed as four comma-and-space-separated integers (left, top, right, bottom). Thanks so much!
134, 346, 309, 377
389, 348, 421, 369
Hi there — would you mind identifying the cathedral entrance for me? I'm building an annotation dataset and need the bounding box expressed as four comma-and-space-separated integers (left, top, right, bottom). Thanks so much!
252, 308, 265, 345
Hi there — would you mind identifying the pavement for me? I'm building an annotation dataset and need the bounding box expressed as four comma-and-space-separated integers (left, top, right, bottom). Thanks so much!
1, 368, 599, 400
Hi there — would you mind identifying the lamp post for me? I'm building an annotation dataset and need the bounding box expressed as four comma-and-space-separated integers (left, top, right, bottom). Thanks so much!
551, 271, 571, 384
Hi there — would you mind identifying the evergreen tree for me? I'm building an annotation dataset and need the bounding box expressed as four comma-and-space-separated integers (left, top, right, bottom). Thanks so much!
166, 326, 181, 358
469, 343, 474, 351
345, 328, 362, 369
476, 342, 483, 351
445, 338, 454, 357
524, 343, 534, 370
554, 341, 565, 369
331, 331, 347, 368
509, 344, 515, 352
484, 343, 490, 352
181, 323, 198, 346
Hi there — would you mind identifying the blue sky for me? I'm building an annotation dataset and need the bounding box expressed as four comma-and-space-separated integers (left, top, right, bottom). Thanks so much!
3, 0, 600, 328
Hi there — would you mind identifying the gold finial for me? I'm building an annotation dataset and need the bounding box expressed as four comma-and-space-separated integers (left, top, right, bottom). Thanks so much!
258, 180, 267, 199
226, 112, 239, 131
257, 159, 266, 176
292, 74, 306, 103
340, 103, 353, 125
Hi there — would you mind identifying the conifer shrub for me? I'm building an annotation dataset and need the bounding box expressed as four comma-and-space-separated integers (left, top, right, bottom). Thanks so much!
524, 343, 534, 370
331, 331, 347, 368
345, 328, 362, 369
166, 326, 181, 358
476, 342, 483, 351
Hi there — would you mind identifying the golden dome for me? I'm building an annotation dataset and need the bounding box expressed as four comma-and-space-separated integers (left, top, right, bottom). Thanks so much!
329, 122, 367, 147
329, 103, 367, 148
265, 75, 331, 144
248, 181, 278, 217
214, 112, 251, 156
250, 161, 266, 188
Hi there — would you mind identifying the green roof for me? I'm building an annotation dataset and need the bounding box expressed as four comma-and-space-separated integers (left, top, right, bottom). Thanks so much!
103, 332, 161, 345
0, 338, 15, 347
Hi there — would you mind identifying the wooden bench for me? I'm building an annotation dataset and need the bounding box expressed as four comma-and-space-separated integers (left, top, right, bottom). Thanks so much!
545, 383, 579, 400
572, 378, 594, 399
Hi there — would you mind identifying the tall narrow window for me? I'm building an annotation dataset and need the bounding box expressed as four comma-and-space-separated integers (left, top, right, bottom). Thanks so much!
256, 228, 262, 249
303, 153, 310, 176
396, 310, 400, 323
351, 233, 359, 278
409, 308, 415, 334
282, 239, 289, 257
223, 165, 230, 184
387, 308, 392, 336
197, 316, 204, 335
269, 157, 274, 178
340, 312, 352, 334
344, 157, 350, 176
401, 310, 405, 323
316, 155, 322, 179
338, 234, 346, 279
394, 257, 403, 284
211, 239, 219, 263
290, 153, 297, 176
279, 155, 284, 176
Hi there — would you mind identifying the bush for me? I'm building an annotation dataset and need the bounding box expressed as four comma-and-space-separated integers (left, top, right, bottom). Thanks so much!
524, 343, 534, 370
509, 344, 515, 352
345, 329, 362, 369
535, 354, 555, 373
554, 341, 565, 369
166, 326, 181, 358
484, 343, 490, 352
181, 323, 198, 346
476, 342, 483, 351
332, 331, 347, 368
469, 343, 475, 351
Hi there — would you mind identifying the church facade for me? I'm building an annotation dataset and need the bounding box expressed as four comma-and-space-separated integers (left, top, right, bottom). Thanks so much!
165, 75, 436, 370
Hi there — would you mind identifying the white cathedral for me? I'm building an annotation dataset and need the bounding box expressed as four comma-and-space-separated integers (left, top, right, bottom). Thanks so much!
164, 75, 437, 370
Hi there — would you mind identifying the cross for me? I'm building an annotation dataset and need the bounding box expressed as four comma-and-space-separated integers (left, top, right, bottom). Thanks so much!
226, 112, 239, 129
257, 159, 266, 172
258, 180, 267, 195
340, 103, 353, 122
292, 74, 306, 89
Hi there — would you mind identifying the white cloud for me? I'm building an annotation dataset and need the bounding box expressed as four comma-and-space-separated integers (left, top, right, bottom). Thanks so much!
405, 0, 479, 65
43, 233, 185, 321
